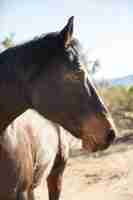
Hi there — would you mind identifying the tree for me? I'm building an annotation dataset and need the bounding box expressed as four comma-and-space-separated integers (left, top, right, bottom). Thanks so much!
88, 59, 101, 75
1, 33, 14, 49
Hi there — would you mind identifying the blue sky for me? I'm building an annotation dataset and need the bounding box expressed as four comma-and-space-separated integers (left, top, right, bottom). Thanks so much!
0, 0, 133, 78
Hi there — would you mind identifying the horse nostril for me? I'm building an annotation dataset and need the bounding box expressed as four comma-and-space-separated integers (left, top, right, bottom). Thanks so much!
107, 129, 115, 143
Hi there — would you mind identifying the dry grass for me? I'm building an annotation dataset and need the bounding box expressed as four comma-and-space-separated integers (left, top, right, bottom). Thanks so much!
99, 86, 133, 132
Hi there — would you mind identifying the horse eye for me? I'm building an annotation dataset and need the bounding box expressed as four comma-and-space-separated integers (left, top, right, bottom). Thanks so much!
75, 70, 84, 80
64, 71, 84, 82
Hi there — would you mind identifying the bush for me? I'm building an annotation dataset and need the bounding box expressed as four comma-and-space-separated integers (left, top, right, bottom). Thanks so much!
98, 86, 133, 132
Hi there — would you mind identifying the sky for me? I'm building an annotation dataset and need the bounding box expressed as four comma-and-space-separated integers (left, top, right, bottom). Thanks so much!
0, 0, 133, 79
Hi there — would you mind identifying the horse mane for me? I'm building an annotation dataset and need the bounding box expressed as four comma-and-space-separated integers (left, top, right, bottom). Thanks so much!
0, 31, 89, 82
0, 32, 60, 81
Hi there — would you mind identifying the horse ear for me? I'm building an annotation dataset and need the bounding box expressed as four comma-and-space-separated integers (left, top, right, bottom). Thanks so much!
60, 16, 74, 48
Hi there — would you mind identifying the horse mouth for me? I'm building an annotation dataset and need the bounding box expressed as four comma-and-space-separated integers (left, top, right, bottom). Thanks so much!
81, 135, 114, 153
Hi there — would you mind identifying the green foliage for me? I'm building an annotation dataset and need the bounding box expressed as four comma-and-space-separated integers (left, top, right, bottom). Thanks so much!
1, 33, 14, 49
128, 86, 133, 95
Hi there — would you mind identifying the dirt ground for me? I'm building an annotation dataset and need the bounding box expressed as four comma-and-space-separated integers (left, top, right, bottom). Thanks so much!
35, 130, 133, 200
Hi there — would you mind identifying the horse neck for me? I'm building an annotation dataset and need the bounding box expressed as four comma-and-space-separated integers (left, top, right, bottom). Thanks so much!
0, 81, 29, 133
0, 105, 29, 133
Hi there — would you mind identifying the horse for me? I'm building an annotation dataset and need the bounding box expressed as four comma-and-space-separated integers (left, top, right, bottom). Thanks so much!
0, 109, 115, 200
0, 109, 70, 200
0, 16, 116, 198
0, 16, 116, 146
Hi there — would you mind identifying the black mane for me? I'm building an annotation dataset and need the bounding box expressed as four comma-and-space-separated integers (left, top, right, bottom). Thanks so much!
0, 31, 88, 82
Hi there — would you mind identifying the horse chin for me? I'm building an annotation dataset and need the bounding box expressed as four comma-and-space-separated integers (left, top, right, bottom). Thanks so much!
81, 140, 111, 153
96, 143, 110, 151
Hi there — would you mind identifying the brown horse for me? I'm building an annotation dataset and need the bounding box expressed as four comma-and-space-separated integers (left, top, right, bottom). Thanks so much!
0, 17, 116, 199
0, 17, 115, 143
0, 109, 71, 200
0, 109, 114, 200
